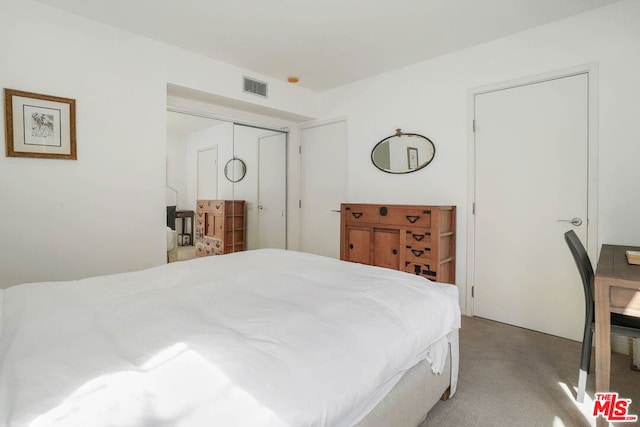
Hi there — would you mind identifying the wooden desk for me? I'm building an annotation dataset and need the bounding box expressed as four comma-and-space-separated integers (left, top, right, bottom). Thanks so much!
175, 210, 194, 246
594, 244, 640, 425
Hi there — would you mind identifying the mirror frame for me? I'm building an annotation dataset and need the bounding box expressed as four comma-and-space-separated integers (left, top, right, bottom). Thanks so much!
224, 157, 247, 183
371, 129, 435, 174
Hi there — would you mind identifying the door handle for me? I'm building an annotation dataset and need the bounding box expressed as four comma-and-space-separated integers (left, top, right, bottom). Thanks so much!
557, 217, 583, 226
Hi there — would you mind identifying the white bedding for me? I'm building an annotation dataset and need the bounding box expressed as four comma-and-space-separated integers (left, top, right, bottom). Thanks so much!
0, 249, 460, 427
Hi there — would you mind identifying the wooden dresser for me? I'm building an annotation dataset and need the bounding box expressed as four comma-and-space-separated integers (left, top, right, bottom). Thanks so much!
340, 203, 456, 284
195, 200, 245, 257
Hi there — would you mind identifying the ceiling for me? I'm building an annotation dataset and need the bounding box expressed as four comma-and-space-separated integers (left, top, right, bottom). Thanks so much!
36, 0, 619, 90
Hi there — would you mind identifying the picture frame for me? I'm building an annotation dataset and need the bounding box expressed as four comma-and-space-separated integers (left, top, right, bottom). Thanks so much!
407, 146, 418, 170
4, 88, 76, 160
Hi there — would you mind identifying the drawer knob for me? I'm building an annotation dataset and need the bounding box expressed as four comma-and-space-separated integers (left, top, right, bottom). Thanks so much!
412, 233, 425, 241
411, 249, 424, 257
349, 244, 354, 249
352, 212, 363, 219
379, 207, 388, 216
392, 249, 398, 255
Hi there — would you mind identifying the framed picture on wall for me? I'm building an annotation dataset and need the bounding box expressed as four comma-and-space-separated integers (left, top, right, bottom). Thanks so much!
4, 88, 76, 160
407, 146, 418, 170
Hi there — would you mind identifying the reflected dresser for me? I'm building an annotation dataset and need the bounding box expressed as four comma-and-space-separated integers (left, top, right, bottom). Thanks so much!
340, 203, 456, 284
195, 200, 246, 257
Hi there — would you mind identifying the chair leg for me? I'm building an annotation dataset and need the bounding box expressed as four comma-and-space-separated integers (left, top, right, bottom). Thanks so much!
577, 327, 593, 403
577, 369, 588, 403
584, 326, 593, 373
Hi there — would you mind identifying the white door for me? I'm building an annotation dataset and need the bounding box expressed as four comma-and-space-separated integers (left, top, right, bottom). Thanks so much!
300, 120, 347, 258
473, 73, 589, 341
258, 133, 287, 249
197, 146, 218, 199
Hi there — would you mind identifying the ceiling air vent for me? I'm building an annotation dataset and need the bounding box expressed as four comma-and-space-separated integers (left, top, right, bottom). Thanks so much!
243, 76, 268, 98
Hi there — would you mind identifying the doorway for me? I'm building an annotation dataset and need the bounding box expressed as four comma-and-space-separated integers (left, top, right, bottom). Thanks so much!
470, 70, 597, 341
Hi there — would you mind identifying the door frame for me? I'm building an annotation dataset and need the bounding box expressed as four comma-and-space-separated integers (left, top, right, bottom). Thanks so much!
465, 63, 599, 316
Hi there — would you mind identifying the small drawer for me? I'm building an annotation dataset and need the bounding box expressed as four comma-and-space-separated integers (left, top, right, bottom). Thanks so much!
343, 205, 379, 224
209, 201, 225, 213
380, 208, 431, 227
404, 261, 437, 278
405, 229, 431, 246
197, 200, 225, 213
405, 246, 431, 263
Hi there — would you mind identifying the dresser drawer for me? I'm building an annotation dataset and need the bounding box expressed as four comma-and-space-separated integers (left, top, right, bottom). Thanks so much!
343, 205, 379, 224
405, 229, 431, 246
343, 204, 433, 227
405, 245, 431, 264
404, 261, 437, 279
379, 208, 431, 227
197, 200, 219, 213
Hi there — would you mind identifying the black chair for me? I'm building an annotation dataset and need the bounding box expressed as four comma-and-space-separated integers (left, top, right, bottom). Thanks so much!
564, 230, 640, 402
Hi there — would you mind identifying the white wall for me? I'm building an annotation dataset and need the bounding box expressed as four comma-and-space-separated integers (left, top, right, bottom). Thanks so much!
317, 0, 640, 312
0, 0, 317, 288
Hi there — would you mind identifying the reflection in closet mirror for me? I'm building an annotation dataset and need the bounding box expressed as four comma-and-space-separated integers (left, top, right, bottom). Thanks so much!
165, 110, 288, 255
371, 129, 435, 174
232, 124, 287, 250
224, 157, 247, 182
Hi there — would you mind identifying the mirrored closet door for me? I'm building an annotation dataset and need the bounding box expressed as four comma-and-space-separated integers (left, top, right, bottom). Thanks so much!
166, 110, 287, 258
231, 124, 287, 250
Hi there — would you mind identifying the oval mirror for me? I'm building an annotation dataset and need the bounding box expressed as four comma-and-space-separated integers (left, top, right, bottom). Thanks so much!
224, 157, 247, 182
371, 129, 435, 174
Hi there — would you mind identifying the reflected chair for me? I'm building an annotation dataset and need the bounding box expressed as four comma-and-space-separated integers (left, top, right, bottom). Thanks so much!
564, 230, 640, 403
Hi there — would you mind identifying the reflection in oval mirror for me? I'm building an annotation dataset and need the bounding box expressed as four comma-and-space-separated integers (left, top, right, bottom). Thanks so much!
224, 157, 247, 182
371, 129, 435, 174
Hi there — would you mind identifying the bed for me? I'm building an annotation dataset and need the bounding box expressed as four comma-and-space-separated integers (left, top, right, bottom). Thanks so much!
0, 249, 460, 427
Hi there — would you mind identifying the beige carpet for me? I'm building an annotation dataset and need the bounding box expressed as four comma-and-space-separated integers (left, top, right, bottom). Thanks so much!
422, 316, 640, 427
177, 245, 197, 262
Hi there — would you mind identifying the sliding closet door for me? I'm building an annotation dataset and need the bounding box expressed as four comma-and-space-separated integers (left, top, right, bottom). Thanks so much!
232, 124, 287, 250
258, 133, 286, 249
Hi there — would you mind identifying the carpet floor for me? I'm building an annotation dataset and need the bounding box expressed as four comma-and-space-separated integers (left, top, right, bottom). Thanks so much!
422, 316, 640, 427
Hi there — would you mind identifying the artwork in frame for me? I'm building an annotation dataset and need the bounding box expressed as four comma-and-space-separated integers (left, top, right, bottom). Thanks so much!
407, 146, 418, 170
4, 89, 76, 160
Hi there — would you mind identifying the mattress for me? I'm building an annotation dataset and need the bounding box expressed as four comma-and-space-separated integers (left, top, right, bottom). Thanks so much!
356, 343, 453, 427
0, 249, 460, 427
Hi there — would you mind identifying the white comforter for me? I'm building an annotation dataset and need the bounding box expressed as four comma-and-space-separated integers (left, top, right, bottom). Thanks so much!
0, 249, 460, 427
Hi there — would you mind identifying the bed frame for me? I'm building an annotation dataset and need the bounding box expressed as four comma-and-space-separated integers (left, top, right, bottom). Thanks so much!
356, 338, 456, 427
